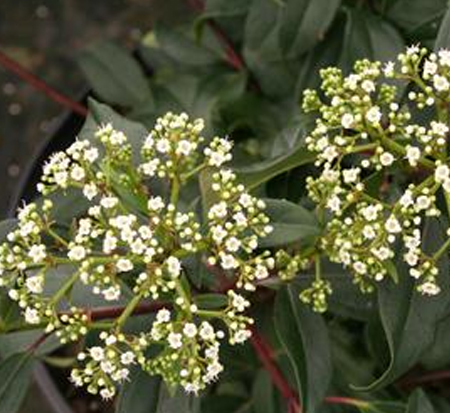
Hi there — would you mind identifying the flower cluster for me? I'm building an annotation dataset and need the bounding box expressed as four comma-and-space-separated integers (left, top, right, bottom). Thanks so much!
0, 112, 274, 398
302, 45, 450, 308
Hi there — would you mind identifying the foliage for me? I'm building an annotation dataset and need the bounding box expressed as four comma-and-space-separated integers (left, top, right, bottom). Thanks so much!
3, 1, 450, 413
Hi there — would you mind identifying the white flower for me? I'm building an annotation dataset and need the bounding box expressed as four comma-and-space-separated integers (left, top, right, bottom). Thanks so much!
83, 183, 98, 200
361, 80, 375, 93
379, 152, 394, 166
419, 281, 441, 296
211, 225, 227, 243
68, 245, 86, 261
254, 265, 269, 280
100, 388, 115, 400
199, 322, 215, 341
434, 75, 449, 91
353, 261, 367, 275
120, 352, 135, 365
383, 61, 395, 77
232, 329, 251, 344
168, 332, 182, 349
84, 147, 99, 162
423, 60, 438, 77
147, 196, 165, 211
103, 285, 121, 301
116, 258, 133, 272
405, 146, 421, 166
225, 237, 241, 252
140, 159, 160, 176
156, 138, 171, 153
29, 244, 46, 263
220, 254, 238, 270
327, 196, 341, 213
156, 308, 171, 323
176, 140, 193, 156
100, 197, 118, 209
70, 166, 85, 181
166, 256, 181, 277
431, 121, 449, 136
385, 216, 402, 233
439, 49, 450, 66
341, 113, 354, 129
366, 106, 382, 124
183, 323, 197, 338
24, 307, 40, 324
25, 275, 44, 294
342, 168, 360, 184
435, 164, 449, 183
231, 293, 249, 312
89, 346, 105, 361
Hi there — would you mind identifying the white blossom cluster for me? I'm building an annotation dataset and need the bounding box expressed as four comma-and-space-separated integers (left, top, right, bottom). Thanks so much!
302, 46, 450, 301
0, 112, 274, 399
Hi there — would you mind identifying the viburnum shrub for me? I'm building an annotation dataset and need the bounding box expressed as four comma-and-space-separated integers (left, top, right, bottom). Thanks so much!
5, 0, 450, 410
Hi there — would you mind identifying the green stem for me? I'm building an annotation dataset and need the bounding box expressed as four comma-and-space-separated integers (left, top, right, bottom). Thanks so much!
182, 162, 206, 181
170, 176, 180, 206
115, 292, 144, 329
46, 227, 69, 247
49, 271, 79, 305
378, 131, 435, 170
433, 237, 450, 261
196, 309, 223, 318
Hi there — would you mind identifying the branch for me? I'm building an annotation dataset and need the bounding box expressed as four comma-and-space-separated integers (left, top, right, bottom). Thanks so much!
250, 328, 373, 412
81, 301, 167, 321
0, 49, 88, 117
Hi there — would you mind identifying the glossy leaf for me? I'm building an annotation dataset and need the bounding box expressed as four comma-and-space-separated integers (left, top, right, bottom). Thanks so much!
274, 285, 331, 413
235, 145, 315, 191
252, 369, 276, 413
78, 41, 152, 107
116, 369, 161, 413
0, 352, 35, 413
259, 198, 319, 247
357, 218, 450, 390
407, 390, 435, 413
435, 5, 450, 50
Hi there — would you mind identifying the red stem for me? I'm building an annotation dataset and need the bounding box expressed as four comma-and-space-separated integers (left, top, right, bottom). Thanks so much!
250, 328, 375, 412
80, 301, 167, 322
398, 369, 450, 388
0, 48, 88, 117
185, 0, 245, 71
250, 327, 301, 413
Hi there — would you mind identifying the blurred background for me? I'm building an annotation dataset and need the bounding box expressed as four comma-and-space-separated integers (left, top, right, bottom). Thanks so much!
0, 0, 189, 217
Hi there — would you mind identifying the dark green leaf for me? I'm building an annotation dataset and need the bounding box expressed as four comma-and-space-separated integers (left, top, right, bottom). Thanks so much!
0, 352, 35, 413
407, 390, 435, 413
259, 198, 319, 247
193, 294, 228, 309
356, 218, 450, 391
78, 41, 152, 107
116, 369, 161, 413
279, 0, 340, 57
274, 285, 331, 413
252, 369, 276, 413
0, 330, 60, 358
235, 145, 315, 191
339, 9, 404, 73
435, 5, 450, 50
154, 25, 222, 66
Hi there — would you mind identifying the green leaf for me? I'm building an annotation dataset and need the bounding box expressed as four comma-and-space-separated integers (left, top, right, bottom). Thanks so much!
279, 0, 340, 58
339, 9, 404, 73
386, 0, 447, 34
78, 41, 152, 107
235, 144, 315, 191
259, 198, 319, 247
407, 390, 435, 413
435, 5, 450, 50
155, 386, 199, 413
0, 330, 60, 358
356, 217, 450, 391
252, 369, 276, 413
274, 285, 331, 413
0, 352, 35, 413
193, 294, 228, 309
116, 369, 161, 413
154, 25, 222, 66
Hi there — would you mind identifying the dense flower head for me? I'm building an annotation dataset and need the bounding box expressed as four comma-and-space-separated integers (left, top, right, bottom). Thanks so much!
0, 112, 274, 398
302, 45, 450, 302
